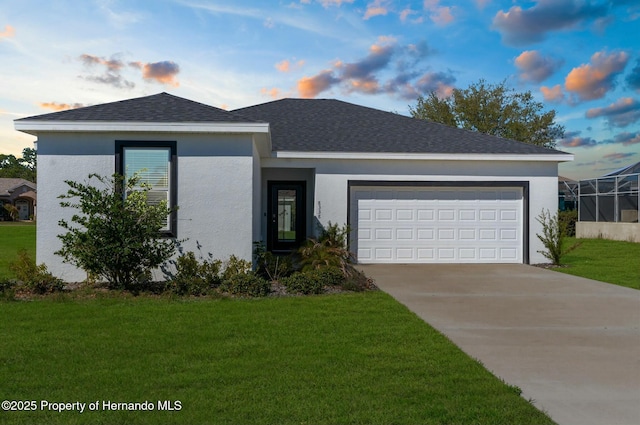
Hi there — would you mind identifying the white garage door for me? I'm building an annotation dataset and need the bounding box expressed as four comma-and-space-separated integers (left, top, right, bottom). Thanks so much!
353, 186, 523, 263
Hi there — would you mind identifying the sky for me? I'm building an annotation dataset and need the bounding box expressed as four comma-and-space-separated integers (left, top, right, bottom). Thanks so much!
1, 0, 639, 180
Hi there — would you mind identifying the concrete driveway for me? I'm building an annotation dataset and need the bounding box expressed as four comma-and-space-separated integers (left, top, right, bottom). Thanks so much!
359, 264, 640, 425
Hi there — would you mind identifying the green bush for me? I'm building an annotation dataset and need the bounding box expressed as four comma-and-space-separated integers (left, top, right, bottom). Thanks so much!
281, 272, 324, 295
308, 267, 345, 287
536, 209, 581, 266
0, 278, 16, 293
221, 255, 252, 281
558, 209, 578, 237
340, 269, 374, 292
56, 173, 178, 290
220, 273, 270, 297
9, 250, 64, 294
253, 241, 293, 281
169, 251, 222, 296
298, 222, 354, 274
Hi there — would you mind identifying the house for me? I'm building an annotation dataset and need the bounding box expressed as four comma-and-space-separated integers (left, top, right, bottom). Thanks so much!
0, 178, 37, 221
15, 93, 572, 281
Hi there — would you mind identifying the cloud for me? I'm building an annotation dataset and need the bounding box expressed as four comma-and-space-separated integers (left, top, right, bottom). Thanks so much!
0, 25, 15, 40
399, 8, 416, 22
317, 0, 354, 7
540, 84, 564, 103
261, 87, 286, 99
275, 59, 304, 73
297, 70, 339, 98
295, 37, 451, 100
565, 50, 629, 101
585, 97, 640, 127
413, 71, 456, 98
79, 53, 135, 89
424, 0, 454, 26
80, 54, 124, 71
39, 102, 87, 111
130, 61, 180, 87
602, 131, 640, 146
475, 0, 491, 9
363, 0, 389, 20
492, 0, 609, 46
603, 152, 637, 162
558, 130, 598, 148
514, 50, 562, 83
627, 58, 640, 92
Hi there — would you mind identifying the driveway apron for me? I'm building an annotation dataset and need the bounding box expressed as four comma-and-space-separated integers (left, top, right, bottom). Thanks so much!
359, 264, 640, 425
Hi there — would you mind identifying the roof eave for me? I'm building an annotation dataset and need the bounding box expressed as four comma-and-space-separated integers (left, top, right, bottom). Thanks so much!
272, 151, 574, 162
14, 120, 270, 135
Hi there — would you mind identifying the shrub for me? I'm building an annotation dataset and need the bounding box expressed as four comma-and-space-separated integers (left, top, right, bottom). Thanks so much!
558, 209, 578, 237
253, 241, 293, 281
3, 204, 19, 221
536, 209, 581, 266
281, 272, 325, 295
221, 255, 252, 281
56, 173, 178, 290
9, 250, 64, 294
308, 267, 345, 287
220, 273, 270, 297
0, 278, 17, 293
169, 251, 222, 296
298, 222, 354, 275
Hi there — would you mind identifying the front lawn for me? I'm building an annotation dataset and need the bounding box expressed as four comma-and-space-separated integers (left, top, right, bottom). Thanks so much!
554, 237, 640, 290
0, 222, 36, 279
0, 293, 554, 425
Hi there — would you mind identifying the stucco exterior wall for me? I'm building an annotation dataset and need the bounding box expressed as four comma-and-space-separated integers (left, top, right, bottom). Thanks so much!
267, 158, 558, 264
36, 132, 256, 282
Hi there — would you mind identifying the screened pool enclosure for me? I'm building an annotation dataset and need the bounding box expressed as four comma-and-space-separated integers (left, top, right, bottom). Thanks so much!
579, 162, 639, 223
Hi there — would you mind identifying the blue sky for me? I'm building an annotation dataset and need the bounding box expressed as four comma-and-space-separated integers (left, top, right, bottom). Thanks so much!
1, 0, 639, 180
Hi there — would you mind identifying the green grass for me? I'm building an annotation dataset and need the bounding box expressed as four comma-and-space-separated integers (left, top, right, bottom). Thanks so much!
0, 293, 554, 425
0, 222, 36, 279
553, 237, 640, 290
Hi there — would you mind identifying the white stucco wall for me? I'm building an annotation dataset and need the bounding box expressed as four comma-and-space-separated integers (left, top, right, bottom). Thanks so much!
264, 158, 559, 264
36, 132, 257, 282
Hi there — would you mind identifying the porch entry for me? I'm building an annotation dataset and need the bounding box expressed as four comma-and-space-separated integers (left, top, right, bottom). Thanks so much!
267, 181, 306, 252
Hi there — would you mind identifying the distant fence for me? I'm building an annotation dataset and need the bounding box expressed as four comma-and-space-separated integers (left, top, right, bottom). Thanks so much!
579, 173, 639, 223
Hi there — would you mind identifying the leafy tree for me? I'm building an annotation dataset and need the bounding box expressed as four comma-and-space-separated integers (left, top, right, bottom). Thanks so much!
410, 79, 564, 148
0, 147, 37, 181
56, 173, 178, 290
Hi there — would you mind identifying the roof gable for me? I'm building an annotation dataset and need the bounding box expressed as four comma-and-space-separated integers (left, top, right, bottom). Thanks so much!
17, 93, 258, 123
0, 178, 36, 197
233, 98, 567, 155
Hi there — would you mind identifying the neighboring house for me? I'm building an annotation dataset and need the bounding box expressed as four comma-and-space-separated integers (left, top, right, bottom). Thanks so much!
15, 93, 573, 281
0, 178, 37, 221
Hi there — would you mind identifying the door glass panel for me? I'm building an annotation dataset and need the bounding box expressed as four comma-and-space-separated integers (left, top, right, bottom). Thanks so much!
277, 189, 296, 242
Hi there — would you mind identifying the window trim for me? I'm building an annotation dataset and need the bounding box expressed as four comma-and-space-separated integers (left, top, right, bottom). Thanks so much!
115, 140, 178, 237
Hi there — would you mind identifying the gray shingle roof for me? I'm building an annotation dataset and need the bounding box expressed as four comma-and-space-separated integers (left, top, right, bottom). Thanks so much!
17, 92, 258, 123
0, 178, 36, 197
233, 98, 566, 155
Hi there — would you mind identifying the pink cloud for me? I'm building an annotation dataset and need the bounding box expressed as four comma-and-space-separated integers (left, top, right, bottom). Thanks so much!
585, 97, 640, 127
565, 50, 629, 101
39, 102, 87, 111
0, 25, 15, 39
540, 85, 564, 103
424, 0, 454, 26
514, 50, 562, 83
297, 70, 339, 98
130, 60, 180, 87
363, 0, 389, 20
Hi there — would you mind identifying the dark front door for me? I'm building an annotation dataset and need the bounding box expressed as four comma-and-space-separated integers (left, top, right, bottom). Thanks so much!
268, 181, 306, 252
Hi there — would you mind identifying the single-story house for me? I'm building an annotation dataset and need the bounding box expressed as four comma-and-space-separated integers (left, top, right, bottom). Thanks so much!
0, 178, 37, 221
15, 92, 573, 281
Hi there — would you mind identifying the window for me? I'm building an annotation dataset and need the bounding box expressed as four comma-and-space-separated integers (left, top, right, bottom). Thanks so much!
116, 141, 177, 236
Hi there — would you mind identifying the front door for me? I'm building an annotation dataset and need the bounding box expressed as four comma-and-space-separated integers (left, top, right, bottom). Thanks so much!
267, 181, 306, 252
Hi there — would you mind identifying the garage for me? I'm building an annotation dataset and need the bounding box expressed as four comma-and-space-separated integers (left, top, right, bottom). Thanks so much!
351, 184, 526, 264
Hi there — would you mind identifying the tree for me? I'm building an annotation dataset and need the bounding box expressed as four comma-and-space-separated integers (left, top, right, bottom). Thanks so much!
410, 79, 564, 148
0, 147, 37, 181
56, 173, 178, 289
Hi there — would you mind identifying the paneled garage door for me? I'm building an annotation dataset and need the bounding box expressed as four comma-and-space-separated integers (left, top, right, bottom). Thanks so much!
352, 186, 523, 263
